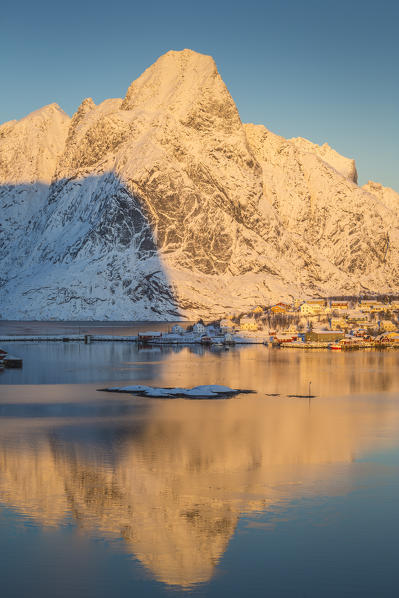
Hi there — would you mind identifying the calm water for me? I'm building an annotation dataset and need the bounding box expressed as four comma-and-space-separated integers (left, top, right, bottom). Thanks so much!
1, 337, 399, 597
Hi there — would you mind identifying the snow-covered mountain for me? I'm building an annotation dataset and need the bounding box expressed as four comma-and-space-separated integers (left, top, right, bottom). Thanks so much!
1, 49, 398, 320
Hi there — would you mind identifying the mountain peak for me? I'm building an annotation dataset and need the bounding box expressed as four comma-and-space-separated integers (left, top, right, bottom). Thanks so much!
121, 49, 218, 113
0, 102, 70, 186
68, 97, 96, 131
76, 97, 96, 115
20, 103, 69, 123
163, 47, 215, 62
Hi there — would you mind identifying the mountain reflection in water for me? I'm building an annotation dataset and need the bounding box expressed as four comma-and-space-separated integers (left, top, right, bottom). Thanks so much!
1, 370, 399, 587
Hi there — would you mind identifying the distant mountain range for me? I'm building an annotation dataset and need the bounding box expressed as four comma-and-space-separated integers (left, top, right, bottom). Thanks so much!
1, 49, 398, 320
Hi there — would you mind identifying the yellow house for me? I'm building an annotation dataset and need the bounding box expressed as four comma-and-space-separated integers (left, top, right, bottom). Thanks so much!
251, 305, 264, 314
239, 317, 258, 331
382, 332, 399, 341
347, 311, 368, 324
359, 300, 386, 312
330, 317, 348, 329
330, 301, 349, 311
270, 302, 290, 314
299, 302, 324, 316
380, 320, 397, 332
307, 299, 326, 307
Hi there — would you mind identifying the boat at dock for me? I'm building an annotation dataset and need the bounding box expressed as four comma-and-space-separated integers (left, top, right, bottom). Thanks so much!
2, 354, 23, 368
329, 344, 342, 351
0, 347, 23, 368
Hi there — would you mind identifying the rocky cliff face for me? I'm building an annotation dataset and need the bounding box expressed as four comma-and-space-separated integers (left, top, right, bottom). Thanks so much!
0, 49, 398, 320
244, 124, 399, 290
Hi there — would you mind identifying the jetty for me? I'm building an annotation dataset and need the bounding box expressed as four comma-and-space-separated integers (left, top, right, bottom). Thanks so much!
0, 331, 268, 346
0, 334, 137, 343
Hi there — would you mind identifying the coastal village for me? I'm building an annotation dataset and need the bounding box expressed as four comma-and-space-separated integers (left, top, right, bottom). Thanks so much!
109, 296, 399, 350
142, 296, 399, 350
2, 297, 399, 355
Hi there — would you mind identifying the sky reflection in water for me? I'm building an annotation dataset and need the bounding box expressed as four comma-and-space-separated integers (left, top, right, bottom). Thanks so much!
1, 342, 399, 597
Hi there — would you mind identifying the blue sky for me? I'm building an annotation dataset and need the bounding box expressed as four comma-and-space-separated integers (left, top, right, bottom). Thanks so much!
1, 0, 398, 189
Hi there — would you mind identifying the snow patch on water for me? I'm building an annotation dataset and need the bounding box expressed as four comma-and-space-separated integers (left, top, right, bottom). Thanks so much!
103, 384, 243, 398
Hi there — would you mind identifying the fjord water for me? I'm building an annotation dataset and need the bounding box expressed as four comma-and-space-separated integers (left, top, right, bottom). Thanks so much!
1, 339, 399, 597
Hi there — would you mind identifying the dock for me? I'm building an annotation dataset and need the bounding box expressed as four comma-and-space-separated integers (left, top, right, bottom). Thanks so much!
0, 334, 138, 343
279, 341, 397, 350
1, 335, 397, 350
0, 333, 267, 345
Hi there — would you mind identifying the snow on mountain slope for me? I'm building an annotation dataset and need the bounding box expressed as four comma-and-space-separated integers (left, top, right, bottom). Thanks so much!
0, 49, 398, 320
244, 123, 399, 291
290, 136, 358, 183
362, 181, 399, 215
0, 104, 70, 280
0, 103, 70, 185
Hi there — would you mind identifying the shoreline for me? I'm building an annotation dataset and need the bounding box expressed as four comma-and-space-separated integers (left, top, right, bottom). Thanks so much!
1, 334, 399, 350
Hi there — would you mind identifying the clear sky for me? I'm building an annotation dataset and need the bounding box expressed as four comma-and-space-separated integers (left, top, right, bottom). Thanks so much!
1, 0, 398, 190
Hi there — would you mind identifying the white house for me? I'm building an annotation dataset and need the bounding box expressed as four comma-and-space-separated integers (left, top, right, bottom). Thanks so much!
171, 324, 184, 335
193, 322, 206, 335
